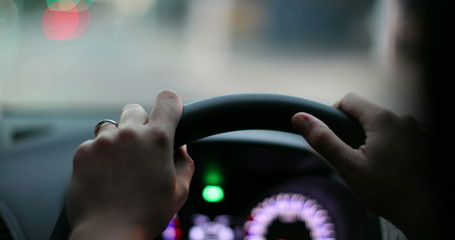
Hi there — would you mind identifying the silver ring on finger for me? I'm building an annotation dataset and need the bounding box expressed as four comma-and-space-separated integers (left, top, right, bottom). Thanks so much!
94, 119, 118, 137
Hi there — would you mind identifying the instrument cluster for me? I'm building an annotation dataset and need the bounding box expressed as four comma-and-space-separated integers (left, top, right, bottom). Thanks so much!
156, 131, 379, 240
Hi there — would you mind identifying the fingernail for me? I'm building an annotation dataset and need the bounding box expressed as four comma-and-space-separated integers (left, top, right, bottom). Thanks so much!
293, 114, 310, 133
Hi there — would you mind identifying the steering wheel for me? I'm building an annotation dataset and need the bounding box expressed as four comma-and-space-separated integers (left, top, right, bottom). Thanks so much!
50, 93, 366, 239
174, 93, 364, 148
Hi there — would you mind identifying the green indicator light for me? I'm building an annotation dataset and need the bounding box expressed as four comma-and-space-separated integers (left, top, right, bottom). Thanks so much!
203, 160, 224, 186
204, 170, 223, 185
202, 185, 224, 202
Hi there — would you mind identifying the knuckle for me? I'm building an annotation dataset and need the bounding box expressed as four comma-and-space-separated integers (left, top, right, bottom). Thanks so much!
149, 126, 171, 146
339, 92, 360, 105
121, 104, 143, 117
117, 127, 139, 141
399, 114, 428, 136
344, 92, 358, 100
123, 103, 142, 111
73, 140, 93, 167
93, 134, 115, 149
159, 89, 179, 100
400, 114, 419, 126
374, 108, 396, 122
306, 125, 330, 149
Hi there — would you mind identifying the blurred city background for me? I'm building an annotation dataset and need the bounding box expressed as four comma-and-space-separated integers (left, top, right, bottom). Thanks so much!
1, 0, 424, 118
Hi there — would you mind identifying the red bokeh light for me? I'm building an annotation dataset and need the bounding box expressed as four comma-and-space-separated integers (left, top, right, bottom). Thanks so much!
42, 2, 90, 41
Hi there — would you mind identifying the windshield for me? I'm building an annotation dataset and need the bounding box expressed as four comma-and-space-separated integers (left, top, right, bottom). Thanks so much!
0, 0, 422, 116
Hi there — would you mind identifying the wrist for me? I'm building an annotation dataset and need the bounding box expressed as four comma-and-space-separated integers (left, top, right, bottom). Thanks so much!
69, 213, 159, 240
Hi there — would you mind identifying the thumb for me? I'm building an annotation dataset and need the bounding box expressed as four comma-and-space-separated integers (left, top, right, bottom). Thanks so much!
291, 113, 357, 171
174, 145, 195, 188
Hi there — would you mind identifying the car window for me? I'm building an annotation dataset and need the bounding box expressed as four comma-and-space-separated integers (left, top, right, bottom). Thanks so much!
1, 0, 422, 116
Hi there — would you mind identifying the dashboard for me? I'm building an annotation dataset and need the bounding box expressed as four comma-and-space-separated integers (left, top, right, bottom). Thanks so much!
162, 131, 380, 240
0, 109, 386, 240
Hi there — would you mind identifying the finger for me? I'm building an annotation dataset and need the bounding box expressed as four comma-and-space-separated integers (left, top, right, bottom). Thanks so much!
174, 146, 195, 188
292, 112, 358, 171
73, 139, 94, 169
149, 89, 183, 136
95, 120, 118, 137
119, 104, 148, 127
334, 93, 388, 126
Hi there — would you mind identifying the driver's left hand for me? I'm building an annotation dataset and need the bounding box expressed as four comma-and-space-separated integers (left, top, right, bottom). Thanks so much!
66, 89, 194, 240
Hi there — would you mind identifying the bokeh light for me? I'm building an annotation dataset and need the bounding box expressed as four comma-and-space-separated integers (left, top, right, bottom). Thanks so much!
46, 0, 94, 12
65, 7, 90, 40
189, 215, 234, 240
202, 185, 224, 203
42, 3, 90, 41
0, 0, 19, 39
108, 0, 156, 25
162, 216, 182, 240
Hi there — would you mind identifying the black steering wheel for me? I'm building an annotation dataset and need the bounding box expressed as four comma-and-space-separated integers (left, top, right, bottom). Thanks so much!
175, 93, 365, 148
51, 93, 366, 239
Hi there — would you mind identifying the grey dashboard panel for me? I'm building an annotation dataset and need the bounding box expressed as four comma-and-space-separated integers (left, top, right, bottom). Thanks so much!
0, 114, 102, 240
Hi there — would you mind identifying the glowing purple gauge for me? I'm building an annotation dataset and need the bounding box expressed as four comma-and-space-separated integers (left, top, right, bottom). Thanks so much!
244, 193, 336, 240
189, 214, 235, 240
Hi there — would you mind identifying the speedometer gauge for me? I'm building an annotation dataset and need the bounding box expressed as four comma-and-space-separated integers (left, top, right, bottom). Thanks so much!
244, 193, 336, 240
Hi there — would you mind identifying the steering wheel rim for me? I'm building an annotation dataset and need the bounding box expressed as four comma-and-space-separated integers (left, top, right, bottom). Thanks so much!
175, 93, 365, 148
51, 93, 366, 239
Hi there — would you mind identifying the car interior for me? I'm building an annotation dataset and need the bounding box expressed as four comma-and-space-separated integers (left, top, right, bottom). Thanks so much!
0, 0, 429, 239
